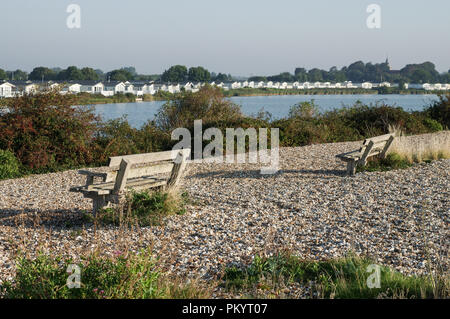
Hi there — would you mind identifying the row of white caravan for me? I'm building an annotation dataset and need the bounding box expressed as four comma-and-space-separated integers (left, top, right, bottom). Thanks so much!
1, 80, 449, 98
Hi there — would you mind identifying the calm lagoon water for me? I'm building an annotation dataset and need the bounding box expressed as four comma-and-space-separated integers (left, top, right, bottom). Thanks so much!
93, 94, 439, 128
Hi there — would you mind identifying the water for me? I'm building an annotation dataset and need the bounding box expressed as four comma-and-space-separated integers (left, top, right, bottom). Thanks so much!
92, 94, 440, 128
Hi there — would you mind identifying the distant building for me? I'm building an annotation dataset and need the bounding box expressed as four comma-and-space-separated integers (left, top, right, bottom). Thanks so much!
104, 81, 126, 95
79, 81, 105, 94
422, 83, 432, 90
361, 82, 373, 89
265, 81, 273, 88
0, 82, 15, 97
230, 82, 241, 89
256, 81, 265, 88
10, 81, 39, 95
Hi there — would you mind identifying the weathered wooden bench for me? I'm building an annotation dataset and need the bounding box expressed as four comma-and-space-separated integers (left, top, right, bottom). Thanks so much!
336, 133, 395, 176
70, 149, 191, 213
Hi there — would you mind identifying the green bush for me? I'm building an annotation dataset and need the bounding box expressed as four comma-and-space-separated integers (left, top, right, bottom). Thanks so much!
0, 90, 99, 171
155, 85, 242, 132
423, 118, 443, 132
92, 118, 171, 165
425, 94, 449, 128
0, 150, 21, 180
288, 101, 319, 119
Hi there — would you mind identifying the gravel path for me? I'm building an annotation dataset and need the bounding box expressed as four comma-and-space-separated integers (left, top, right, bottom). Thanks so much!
0, 138, 449, 288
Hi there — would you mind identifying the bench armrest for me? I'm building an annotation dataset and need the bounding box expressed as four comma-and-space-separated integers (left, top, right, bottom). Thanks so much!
78, 170, 109, 186
78, 170, 108, 178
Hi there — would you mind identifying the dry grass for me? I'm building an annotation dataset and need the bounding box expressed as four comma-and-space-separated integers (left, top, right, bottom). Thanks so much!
388, 130, 450, 164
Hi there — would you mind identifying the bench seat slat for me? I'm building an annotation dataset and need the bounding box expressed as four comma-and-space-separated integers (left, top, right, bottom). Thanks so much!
78, 177, 167, 196
109, 150, 180, 167
336, 150, 362, 160
105, 162, 174, 182
363, 133, 394, 144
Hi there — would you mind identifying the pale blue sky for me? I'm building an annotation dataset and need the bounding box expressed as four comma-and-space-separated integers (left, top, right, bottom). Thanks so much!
1, 0, 449, 75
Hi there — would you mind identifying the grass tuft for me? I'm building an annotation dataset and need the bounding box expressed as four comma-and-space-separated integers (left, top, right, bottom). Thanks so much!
97, 189, 188, 227
1, 250, 210, 299
358, 153, 413, 172
222, 253, 449, 299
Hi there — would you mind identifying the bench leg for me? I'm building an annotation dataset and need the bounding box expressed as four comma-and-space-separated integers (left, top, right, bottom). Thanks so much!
346, 161, 357, 176
92, 196, 108, 215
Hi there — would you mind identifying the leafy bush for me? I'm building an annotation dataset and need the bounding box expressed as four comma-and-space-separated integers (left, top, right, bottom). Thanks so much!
288, 101, 319, 119
1, 251, 209, 299
0, 90, 99, 171
223, 253, 449, 299
422, 118, 443, 132
93, 118, 171, 165
425, 94, 449, 128
0, 149, 21, 180
155, 85, 242, 132
275, 101, 442, 147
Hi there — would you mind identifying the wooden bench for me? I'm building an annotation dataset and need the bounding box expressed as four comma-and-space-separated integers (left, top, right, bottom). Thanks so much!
70, 149, 191, 213
336, 133, 395, 176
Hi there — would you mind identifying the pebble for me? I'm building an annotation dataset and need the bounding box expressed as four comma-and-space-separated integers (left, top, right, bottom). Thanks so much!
0, 134, 449, 294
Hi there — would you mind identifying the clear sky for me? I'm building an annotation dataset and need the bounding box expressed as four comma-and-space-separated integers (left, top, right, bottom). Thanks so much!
1, 0, 449, 75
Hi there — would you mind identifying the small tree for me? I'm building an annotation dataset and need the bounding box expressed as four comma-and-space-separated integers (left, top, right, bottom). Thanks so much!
155, 85, 242, 132
288, 101, 319, 119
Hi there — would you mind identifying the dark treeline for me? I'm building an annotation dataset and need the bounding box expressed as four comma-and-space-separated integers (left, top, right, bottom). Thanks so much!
1, 60, 448, 84
252, 61, 450, 84
0, 65, 230, 83
0, 66, 159, 83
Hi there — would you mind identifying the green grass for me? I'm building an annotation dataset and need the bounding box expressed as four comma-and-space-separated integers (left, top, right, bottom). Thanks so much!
357, 153, 414, 173
96, 190, 188, 227
222, 253, 449, 299
1, 250, 210, 299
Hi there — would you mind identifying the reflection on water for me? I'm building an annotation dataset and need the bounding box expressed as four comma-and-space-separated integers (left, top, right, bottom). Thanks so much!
92, 94, 439, 128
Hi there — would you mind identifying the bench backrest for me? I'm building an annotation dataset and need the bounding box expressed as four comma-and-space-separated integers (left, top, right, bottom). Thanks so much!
359, 133, 395, 164
105, 149, 191, 193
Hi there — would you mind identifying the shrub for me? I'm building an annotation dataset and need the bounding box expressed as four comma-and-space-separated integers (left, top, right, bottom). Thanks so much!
93, 117, 140, 164
93, 118, 172, 165
0, 149, 21, 180
338, 103, 430, 137
422, 118, 443, 132
425, 94, 450, 128
0, 89, 99, 171
1, 251, 209, 299
288, 100, 319, 119
155, 85, 242, 132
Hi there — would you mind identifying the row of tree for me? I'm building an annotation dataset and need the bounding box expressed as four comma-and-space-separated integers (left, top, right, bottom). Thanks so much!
160, 65, 232, 83
250, 61, 450, 84
0, 66, 160, 83
1, 61, 449, 84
